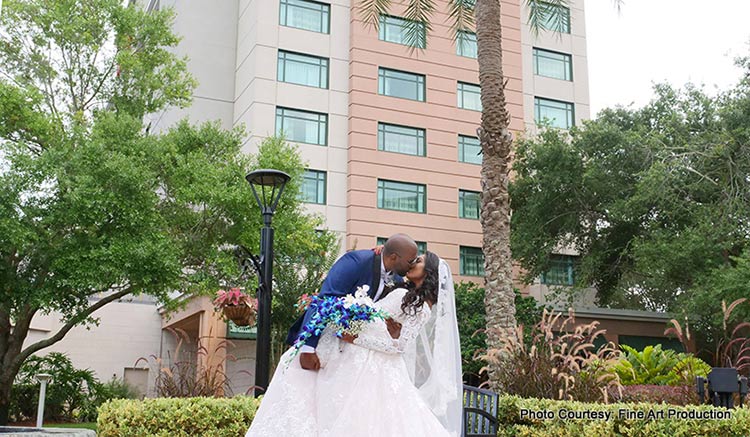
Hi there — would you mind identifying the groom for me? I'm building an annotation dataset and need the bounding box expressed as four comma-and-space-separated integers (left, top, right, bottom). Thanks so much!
286, 233, 419, 370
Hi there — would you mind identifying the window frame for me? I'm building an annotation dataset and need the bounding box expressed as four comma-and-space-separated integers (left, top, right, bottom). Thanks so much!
300, 169, 327, 204
456, 31, 478, 58
279, 0, 331, 34
457, 81, 482, 111
277, 50, 330, 89
458, 135, 482, 165
460, 246, 485, 276
459, 189, 481, 219
377, 122, 427, 156
534, 97, 575, 129
540, 254, 577, 286
376, 179, 427, 214
275, 106, 329, 146
532, 47, 573, 81
378, 67, 426, 102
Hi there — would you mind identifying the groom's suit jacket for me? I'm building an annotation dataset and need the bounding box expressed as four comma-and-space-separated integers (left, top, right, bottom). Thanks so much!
285, 249, 402, 348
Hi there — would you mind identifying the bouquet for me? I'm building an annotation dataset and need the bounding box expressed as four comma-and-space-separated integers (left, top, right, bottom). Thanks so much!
291, 285, 389, 357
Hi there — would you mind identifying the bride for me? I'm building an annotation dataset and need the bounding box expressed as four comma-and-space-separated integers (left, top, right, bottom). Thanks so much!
246, 251, 463, 436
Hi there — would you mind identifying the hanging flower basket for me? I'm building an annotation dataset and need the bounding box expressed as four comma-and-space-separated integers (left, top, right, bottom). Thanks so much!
214, 288, 258, 327
223, 304, 256, 327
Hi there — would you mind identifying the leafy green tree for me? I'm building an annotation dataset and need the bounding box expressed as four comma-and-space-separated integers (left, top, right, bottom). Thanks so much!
0, 0, 336, 423
510, 71, 750, 322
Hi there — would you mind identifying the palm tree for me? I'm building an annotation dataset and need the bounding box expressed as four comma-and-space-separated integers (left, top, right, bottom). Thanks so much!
356, 0, 592, 389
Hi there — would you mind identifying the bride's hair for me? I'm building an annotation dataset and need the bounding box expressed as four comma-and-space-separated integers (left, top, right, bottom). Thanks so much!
401, 251, 440, 316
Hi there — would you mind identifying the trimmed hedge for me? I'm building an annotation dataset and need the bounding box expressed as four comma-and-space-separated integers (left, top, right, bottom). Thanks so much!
497, 395, 750, 437
97, 396, 259, 437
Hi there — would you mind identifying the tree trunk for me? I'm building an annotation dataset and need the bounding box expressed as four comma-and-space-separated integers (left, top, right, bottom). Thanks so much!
475, 0, 517, 390
0, 374, 11, 425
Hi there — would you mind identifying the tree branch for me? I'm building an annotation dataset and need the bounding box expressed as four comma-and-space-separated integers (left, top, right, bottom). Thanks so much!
12, 287, 134, 370
81, 59, 117, 111
0, 309, 10, 360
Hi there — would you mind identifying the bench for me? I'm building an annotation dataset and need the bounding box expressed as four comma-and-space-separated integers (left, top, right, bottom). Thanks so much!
463, 385, 499, 437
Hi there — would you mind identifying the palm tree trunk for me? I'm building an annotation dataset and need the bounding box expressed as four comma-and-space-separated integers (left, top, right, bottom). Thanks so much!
475, 0, 517, 391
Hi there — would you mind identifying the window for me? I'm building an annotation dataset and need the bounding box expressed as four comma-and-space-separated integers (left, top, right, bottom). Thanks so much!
277, 50, 329, 88
456, 31, 477, 58
539, 2, 570, 34
458, 135, 482, 165
457, 82, 481, 111
300, 169, 326, 204
534, 97, 574, 129
378, 123, 426, 156
378, 15, 426, 48
541, 254, 576, 285
459, 190, 480, 219
377, 180, 426, 213
378, 68, 425, 102
533, 48, 572, 81
377, 237, 427, 255
460, 246, 484, 276
275, 107, 328, 145
279, 0, 330, 33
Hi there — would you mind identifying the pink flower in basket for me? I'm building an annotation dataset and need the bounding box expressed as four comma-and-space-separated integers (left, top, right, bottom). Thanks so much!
213, 287, 257, 309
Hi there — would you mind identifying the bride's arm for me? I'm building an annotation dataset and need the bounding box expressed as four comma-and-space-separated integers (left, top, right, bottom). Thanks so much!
351, 309, 427, 354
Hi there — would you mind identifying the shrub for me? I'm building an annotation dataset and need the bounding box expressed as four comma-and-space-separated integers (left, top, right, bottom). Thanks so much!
613, 384, 697, 406
10, 352, 99, 422
97, 396, 260, 437
613, 344, 711, 387
77, 377, 140, 422
483, 308, 622, 402
497, 394, 750, 437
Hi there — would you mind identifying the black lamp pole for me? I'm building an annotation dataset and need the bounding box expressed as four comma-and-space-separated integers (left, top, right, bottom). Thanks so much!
245, 169, 290, 397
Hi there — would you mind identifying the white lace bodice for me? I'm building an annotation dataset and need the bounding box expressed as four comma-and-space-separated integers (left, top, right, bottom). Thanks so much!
351, 287, 431, 354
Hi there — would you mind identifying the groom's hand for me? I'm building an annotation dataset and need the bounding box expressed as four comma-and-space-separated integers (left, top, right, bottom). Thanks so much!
300, 352, 320, 371
386, 318, 402, 339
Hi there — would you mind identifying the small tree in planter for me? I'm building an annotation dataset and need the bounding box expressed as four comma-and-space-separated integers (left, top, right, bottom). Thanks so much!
214, 288, 258, 327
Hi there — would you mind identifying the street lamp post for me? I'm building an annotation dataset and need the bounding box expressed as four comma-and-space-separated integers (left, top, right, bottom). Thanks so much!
244, 169, 290, 396
35, 373, 52, 428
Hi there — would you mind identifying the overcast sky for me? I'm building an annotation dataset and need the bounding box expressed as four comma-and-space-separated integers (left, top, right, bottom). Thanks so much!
584, 0, 750, 116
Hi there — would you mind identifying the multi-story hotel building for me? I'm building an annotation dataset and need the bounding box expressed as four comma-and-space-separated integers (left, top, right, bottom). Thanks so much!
146, 0, 590, 288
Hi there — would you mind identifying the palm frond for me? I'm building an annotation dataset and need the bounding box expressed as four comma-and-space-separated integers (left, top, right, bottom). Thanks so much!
402, 0, 435, 51
357, 0, 392, 30
447, 0, 475, 42
526, 0, 569, 37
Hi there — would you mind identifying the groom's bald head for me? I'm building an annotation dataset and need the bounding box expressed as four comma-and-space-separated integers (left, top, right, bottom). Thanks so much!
383, 234, 418, 276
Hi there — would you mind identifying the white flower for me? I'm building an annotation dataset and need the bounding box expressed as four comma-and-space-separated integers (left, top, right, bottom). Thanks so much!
342, 294, 357, 308
354, 285, 370, 298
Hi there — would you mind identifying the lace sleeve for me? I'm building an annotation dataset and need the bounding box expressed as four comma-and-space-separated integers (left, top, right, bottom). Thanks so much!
353, 308, 429, 354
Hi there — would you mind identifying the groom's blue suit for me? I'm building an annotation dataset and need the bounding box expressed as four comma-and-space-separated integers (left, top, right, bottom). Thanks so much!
285, 249, 402, 348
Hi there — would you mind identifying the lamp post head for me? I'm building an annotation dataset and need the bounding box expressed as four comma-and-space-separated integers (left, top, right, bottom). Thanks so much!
36, 373, 52, 384
245, 169, 291, 226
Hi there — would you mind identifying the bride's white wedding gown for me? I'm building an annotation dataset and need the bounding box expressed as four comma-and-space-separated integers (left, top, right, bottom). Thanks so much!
246, 287, 451, 436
